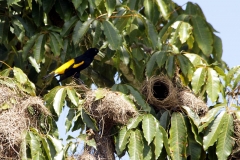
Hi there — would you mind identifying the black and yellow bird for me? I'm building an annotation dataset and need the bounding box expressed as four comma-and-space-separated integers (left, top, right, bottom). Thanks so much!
43, 48, 99, 82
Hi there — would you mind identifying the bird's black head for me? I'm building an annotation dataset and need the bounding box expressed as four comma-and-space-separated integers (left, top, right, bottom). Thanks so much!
86, 48, 99, 57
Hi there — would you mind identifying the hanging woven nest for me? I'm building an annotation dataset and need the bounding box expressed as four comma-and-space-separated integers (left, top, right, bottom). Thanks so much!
231, 114, 240, 158
142, 76, 179, 110
84, 88, 138, 125
83, 89, 137, 160
78, 150, 96, 160
0, 86, 50, 160
178, 90, 208, 117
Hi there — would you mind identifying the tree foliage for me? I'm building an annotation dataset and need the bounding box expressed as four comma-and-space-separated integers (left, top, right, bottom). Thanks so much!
0, 0, 240, 159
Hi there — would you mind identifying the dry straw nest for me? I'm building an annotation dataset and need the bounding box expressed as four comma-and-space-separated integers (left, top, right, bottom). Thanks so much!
83, 89, 137, 159
178, 90, 208, 117
78, 150, 96, 160
232, 115, 240, 158
84, 89, 138, 125
142, 75, 208, 116
0, 86, 50, 159
142, 76, 179, 110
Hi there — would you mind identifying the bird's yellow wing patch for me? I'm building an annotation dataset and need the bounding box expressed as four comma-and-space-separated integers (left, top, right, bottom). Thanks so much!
54, 59, 75, 74
73, 61, 84, 68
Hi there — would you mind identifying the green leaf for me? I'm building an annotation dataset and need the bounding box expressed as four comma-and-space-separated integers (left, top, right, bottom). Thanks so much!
206, 68, 220, 102
41, 137, 52, 160
115, 14, 129, 32
32, 0, 43, 27
178, 22, 192, 44
155, 0, 170, 20
203, 111, 225, 150
72, 112, 85, 132
191, 15, 213, 56
159, 125, 171, 156
42, 0, 55, 13
154, 123, 164, 159
95, 88, 107, 100
92, 20, 102, 47
26, 131, 43, 159
145, 19, 158, 48
102, 20, 122, 50
28, 56, 41, 73
177, 54, 194, 80
47, 135, 63, 153
144, 0, 153, 21
143, 140, 152, 160
182, 106, 200, 127
225, 65, 240, 87
216, 113, 234, 160
54, 0, 72, 20
146, 52, 157, 77
169, 112, 187, 160
156, 51, 168, 68
105, 0, 116, 16
116, 126, 130, 154
81, 109, 98, 131
33, 34, 46, 63
233, 73, 240, 89
67, 88, 79, 107
0, 16, 9, 43
213, 34, 223, 61
127, 0, 137, 10
127, 115, 143, 130
22, 34, 38, 60
72, 0, 83, 9
185, 2, 197, 16
13, 67, 28, 84
61, 16, 78, 37
53, 88, 67, 116
120, 46, 130, 65
125, 84, 151, 112
142, 114, 156, 145
130, 58, 145, 82
73, 19, 94, 45
184, 53, 203, 67
65, 109, 75, 132
191, 67, 207, 94
78, 134, 97, 149
128, 129, 144, 160
165, 55, 175, 79
185, 117, 202, 160
199, 105, 224, 132
160, 111, 170, 130
49, 32, 63, 56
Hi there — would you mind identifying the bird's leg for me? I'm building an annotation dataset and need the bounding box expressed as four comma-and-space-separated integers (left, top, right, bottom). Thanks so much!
73, 72, 84, 85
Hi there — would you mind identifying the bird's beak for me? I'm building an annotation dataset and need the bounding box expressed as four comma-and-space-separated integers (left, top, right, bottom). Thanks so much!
97, 51, 105, 58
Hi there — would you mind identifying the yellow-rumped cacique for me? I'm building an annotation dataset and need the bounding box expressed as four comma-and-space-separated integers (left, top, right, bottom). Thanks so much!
43, 48, 99, 82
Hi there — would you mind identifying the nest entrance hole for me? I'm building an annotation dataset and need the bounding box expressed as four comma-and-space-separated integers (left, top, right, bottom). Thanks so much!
153, 81, 169, 100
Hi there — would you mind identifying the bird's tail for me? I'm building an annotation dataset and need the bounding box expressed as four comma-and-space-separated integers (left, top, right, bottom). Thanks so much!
43, 72, 55, 80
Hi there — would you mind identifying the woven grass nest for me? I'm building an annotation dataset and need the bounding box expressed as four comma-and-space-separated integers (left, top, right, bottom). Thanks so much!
142, 76, 208, 116
178, 90, 208, 117
84, 89, 138, 125
83, 89, 137, 159
232, 115, 240, 158
142, 76, 179, 110
0, 86, 50, 159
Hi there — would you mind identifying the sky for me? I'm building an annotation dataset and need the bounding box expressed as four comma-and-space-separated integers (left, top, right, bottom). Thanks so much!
175, 0, 240, 68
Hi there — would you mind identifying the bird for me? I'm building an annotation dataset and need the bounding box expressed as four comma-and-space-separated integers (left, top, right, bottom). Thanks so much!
43, 48, 99, 82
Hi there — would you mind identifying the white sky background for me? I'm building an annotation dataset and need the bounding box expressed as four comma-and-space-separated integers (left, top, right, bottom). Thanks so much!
176, 0, 240, 68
